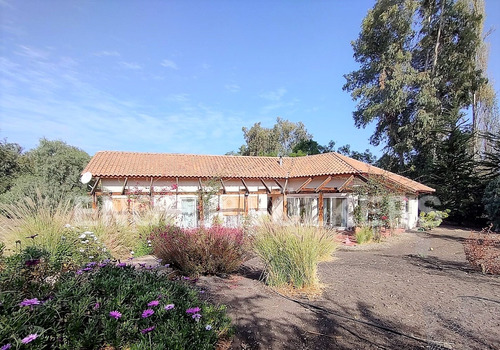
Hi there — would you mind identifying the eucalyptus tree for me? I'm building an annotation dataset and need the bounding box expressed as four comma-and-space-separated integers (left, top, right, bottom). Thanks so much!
343, 0, 485, 174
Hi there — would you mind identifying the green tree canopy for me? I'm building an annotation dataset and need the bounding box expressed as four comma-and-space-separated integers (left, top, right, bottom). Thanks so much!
238, 117, 312, 156
344, 0, 485, 171
0, 138, 90, 205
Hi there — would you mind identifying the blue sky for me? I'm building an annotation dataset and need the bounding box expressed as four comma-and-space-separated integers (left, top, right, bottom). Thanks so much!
1, 0, 499, 157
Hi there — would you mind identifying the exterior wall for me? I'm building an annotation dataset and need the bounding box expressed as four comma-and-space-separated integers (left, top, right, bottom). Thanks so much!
96, 177, 419, 230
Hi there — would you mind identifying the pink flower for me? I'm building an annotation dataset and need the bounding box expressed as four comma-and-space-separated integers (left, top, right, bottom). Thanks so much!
142, 309, 154, 318
192, 313, 202, 322
109, 310, 122, 319
141, 326, 155, 334
186, 307, 201, 314
19, 298, 40, 307
21, 334, 38, 344
1, 344, 12, 350
164, 304, 175, 310
147, 300, 159, 307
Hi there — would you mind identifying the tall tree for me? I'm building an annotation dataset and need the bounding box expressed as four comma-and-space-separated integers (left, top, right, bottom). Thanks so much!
238, 117, 311, 156
0, 139, 90, 205
344, 0, 485, 173
0, 139, 23, 194
470, 0, 500, 156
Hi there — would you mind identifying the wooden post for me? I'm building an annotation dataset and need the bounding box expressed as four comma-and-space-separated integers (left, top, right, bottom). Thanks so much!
283, 193, 287, 218
244, 194, 249, 216
318, 192, 324, 226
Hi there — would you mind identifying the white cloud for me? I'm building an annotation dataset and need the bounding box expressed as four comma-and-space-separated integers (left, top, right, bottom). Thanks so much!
93, 50, 120, 57
161, 59, 178, 70
119, 61, 142, 70
167, 94, 190, 103
16, 45, 50, 60
260, 87, 287, 101
225, 84, 240, 93
0, 47, 246, 155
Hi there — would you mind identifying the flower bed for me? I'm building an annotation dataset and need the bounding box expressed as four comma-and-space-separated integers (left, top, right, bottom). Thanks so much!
0, 250, 232, 349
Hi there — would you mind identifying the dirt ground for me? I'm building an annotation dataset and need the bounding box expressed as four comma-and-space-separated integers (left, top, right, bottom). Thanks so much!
196, 227, 500, 350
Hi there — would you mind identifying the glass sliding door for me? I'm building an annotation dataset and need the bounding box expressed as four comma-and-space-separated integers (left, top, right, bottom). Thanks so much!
323, 197, 347, 227
287, 197, 318, 224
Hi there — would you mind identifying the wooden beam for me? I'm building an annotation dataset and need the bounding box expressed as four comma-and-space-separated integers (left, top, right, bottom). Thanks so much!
296, 177, 313, 193
273, 179, 283, 191
149, 177, 154, 195
318, 192, 324, 226
260, 178, 271, 193
283, 178, 288, 193
315, 176, 332, 192
120, 177, 128, 195
198, 178, 203, 191
90, 177, 101, 195
241, 178, 249, 193
220, 179, 227, 194
338, 175, 354, 192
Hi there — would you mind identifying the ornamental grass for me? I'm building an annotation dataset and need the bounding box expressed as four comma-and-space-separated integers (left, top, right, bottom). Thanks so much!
253, 222, 337, 292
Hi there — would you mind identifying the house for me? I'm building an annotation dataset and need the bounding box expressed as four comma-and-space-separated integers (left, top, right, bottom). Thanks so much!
82, 151, 434, 229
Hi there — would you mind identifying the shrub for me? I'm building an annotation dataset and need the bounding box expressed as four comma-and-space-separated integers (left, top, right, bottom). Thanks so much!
253, 223, 337, 291
418, 210, 450, 230
463, 227, 500, 274
152, 225, 249, 276
0, 254, 232, 349
355, 226, 373, 244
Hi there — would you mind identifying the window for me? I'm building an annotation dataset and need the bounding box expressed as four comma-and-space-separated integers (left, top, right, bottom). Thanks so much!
287, 197, 318, 224
323, 197, 347, 227
180, 197, 197, 228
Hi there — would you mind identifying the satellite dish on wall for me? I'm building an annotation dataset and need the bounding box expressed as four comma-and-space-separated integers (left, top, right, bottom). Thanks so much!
80, 172, 92, 184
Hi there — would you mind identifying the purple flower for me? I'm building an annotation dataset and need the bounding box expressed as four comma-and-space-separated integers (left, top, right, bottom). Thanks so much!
1, 344, 12, 350
147, 300, 159, 307
98, 263, 107, 268
205, 325, 212, 331
117, 262, 127, 267
199, 290, 205, 294
164, 304, 175, 310
142, 309, 154, 318
186, 307, 201, 314
182, 276, 190, 280
86, 262, 97, 267
140, 326, 155, 334
76, 269, 83, 275
93, 303, 100, 310
192, 313, 202, 322
21, 334, 38, 344
164, 263, 170, 268
109, 310, 122, 319
19, 298, 40, 307
82, 267, 93, 272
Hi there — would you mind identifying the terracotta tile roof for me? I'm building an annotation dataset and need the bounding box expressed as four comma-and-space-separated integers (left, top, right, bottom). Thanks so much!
83, 151, 434, 193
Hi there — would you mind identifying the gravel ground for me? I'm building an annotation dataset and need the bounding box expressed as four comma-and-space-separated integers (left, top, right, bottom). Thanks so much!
196, 227, 500, 350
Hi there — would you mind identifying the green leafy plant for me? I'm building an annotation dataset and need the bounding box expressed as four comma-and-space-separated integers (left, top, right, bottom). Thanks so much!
0, 254, 232, 349
152, 225, 249, 276
253, 222, 337, 291
418, 210, 450, 231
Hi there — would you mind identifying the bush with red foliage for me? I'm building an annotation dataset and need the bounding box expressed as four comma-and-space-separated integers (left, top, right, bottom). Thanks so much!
463, 226, 500, 274
152, 225, 250, 276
